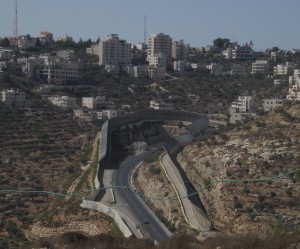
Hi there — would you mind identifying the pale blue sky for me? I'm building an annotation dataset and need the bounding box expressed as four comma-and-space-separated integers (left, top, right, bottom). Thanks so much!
0, 0, 299, 50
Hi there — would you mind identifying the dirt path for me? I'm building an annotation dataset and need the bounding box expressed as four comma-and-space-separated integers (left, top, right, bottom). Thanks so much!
64, 132, 100, 202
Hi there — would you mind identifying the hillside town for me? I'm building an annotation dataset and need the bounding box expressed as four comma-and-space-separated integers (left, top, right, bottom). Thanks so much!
1, 32, 300, 124
1, 25, 300, 249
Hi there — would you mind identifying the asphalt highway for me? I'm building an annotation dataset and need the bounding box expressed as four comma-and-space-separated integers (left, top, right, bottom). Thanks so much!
112, 152, 171, 243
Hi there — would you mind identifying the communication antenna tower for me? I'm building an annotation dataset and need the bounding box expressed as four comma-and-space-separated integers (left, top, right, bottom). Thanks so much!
13, 0, 18, 38
144, 15, 147, 44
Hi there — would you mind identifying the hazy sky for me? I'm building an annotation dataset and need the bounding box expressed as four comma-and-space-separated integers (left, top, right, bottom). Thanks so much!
0, 0, 299, 50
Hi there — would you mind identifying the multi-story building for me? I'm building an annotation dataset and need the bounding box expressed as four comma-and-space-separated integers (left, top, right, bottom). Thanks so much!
86, 44, 100, 56
126, 65, 148, 77
147, 65, 166, 79
206, 62, 223, 75
147, 52, 167, 67
98, 34, 131, 67
82, 97, 96, 109
274, 62, 294, 76
172, 40, 188, 61
1, 89, 25, 107
286, 69, 300, 100
173, 60, 188, 72
225, 45, 253, 60
231, 96, 254, 112
47, 95, 75, 108
34, 54, 83, 84
147, 33, 172, 66
262, 98, 283, 111
231, 64, 246, 76
57, 49, 75, 62
251, 60, 270, 74
230, 96, 255, 124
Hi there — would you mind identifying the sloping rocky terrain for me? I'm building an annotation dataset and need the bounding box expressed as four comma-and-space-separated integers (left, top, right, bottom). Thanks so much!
178, 102, 300, 234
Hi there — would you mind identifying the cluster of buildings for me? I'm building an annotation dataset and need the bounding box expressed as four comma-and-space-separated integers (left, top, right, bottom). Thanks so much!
87, 33, 189, 79
0, 49, 83, 84
0, 89, 25, 107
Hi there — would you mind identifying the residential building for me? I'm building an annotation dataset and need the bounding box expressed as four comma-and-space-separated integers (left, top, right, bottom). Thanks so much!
82, 97, 96, 109
135, 43, 147, 52
262, 98, 283, 111
147, 65, 165, 79
231, 64, 246, 76
173, 60, 188, 72
1, 89, 25, 107
57, 49, 75, 61
286, 69, 300, 101
38, 31, 53, 45
274, 62, 294, 76
231, 96, 254, 112
47, 95, 75, 108
230, 107, 256, 124
86, 44, 100, 56
147, 52, 167, 67
54, 35, 73, 43
252, 60, 270, 74
98, 34, 131, 67
147, 33, 172, 66
172, 40, 188, 61
206, 62, 223, 75
225, 45, 253, 60
17, 36, 36, 50
150, 100, 173, 110
126, 65, 148, 78
34, 54, 83, 84
274, 79, 286, 85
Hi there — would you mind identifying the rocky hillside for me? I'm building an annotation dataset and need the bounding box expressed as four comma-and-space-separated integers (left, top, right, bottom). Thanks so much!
178, 102, 300, 235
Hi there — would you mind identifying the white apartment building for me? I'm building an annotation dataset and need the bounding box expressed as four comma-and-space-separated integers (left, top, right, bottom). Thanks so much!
225, 46, 253, 60
262, 98, 283, 111
286, 69, 300, 100
252, 60, 270, 74
231, 96, 254, 112
150, 100, 173, 110
86, 44, 100, 56
1, 89, 25, 107
99, 34, 131, 67
147, 33, 172, 66
82, 97, 96, 109
35, 55, 83, 84
47, 95, 75, 108
274, 62, 294, 76
172, 40, 188, 61
147, 52, 168, 67
231, 64, 246, 76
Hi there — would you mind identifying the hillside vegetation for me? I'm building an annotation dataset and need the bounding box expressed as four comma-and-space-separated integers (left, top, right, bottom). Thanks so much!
178, 102, 300, 234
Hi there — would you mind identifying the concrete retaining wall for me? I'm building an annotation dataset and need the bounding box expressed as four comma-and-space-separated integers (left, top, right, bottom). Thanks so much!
81, 199, 132, 238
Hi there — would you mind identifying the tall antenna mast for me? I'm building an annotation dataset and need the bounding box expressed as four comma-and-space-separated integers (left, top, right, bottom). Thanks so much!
144, 15, 147, 44
13, 0, 18, 38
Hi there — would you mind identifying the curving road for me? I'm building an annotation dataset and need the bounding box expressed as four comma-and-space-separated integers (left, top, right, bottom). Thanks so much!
112, 151, 171, 242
